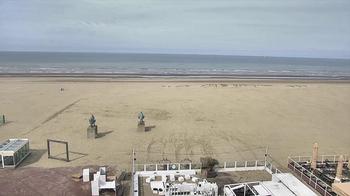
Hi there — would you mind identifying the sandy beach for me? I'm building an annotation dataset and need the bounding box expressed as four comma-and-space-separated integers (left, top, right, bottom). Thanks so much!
0, 77, 349, 171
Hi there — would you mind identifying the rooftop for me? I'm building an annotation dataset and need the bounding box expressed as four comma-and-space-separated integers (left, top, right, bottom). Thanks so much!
288, 154, 350, 196
0, 139, 29, 153
224, 173, 317, 196
273, 173, 317, 195
133, 155, 318, 196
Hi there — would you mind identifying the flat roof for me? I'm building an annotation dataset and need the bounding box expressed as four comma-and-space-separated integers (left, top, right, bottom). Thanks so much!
261, 181, 295, 196
225, 172, 318, 196
252, 184, 271, 196
273, 173, 317, 196
332, 182, 350, 196
0, 139, 28, 153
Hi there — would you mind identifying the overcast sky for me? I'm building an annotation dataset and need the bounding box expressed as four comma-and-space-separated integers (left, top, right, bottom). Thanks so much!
0, 0, 349, 58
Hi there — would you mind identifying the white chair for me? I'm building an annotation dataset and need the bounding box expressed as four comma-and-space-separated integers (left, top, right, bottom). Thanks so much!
99, 175, 106, 184
91, 179, 100, 196
91, 171, 116, 195
192, 177, 198, 182
170, 174, 175, 181
178, 176, 184, 182
83, 168, 90, 182
99, 167, 106, 175
94, 172, 100, 181
161, 175, 167, 182
100, 180, 116, 191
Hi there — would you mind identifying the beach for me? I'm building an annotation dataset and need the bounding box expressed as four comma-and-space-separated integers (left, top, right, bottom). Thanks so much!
0, 76, 349, 170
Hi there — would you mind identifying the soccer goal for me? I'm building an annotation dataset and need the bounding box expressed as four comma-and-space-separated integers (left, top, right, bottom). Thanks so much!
47, 139, 69, 162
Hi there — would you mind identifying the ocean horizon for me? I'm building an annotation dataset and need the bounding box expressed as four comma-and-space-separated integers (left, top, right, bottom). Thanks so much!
0, 51, 349, 78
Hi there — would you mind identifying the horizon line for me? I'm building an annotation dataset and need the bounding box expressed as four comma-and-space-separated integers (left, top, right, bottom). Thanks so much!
1, 50, 349, 60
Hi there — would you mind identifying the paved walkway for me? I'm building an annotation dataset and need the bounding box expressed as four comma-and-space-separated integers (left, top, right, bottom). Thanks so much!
0, 166, 91, 196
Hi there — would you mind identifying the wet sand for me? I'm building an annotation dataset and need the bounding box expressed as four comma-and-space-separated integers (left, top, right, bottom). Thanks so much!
0, 77, 349, 170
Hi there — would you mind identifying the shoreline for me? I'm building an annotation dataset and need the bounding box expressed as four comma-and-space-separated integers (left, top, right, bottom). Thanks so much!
1, 73, 350, 83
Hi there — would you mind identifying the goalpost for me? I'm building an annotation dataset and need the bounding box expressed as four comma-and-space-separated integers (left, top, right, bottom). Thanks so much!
47, 139, 70, 162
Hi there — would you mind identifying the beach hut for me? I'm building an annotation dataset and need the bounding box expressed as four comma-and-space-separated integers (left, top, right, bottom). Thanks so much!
0, 139, 30, 168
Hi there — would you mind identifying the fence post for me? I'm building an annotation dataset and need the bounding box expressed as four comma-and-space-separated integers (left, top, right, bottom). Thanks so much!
66, 142, 69, 162
309, 173, 312, 184
301, 168, 303, 178
315, 178, 317, 189
47, 140, 50, 158
293, 162, 296, 172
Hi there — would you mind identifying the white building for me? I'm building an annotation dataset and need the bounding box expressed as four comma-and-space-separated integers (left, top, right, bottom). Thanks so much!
224, 173, 317, 196
0, 139, 30, 168
132, 151, 318, 196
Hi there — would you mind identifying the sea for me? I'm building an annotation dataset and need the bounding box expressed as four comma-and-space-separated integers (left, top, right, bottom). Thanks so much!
0, 51, 350, 78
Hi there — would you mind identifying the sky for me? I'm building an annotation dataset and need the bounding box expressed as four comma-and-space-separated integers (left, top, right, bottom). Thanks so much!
0, 0, 349, 58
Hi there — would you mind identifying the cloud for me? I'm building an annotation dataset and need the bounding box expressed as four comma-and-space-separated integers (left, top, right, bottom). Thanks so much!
0, 0, 349, 58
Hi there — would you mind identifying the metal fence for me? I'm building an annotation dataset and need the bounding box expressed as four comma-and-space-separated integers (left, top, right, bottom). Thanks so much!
288, 156, 335, 196
134, 160, 273, 173
133, 153, 285, 174
288, 155, 349, 163
134, 162, 195, 172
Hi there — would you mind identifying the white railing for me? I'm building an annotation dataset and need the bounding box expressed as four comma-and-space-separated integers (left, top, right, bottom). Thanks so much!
218, 160, 267, 172
134, 162, 196, 172
288, 156, 333, 196
132, 155, 282, 196
288, 154, 349, 163
265, 159, 283, 174
134, 160, 272, 173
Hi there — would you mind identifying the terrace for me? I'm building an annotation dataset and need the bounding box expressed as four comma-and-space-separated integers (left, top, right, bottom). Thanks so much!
288, 154, 350, 196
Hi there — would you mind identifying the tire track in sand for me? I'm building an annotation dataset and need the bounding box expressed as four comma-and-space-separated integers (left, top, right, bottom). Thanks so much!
23, 99, 81, 135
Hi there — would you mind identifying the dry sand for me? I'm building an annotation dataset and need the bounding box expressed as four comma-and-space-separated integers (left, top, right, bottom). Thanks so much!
0, 77, 349, 171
